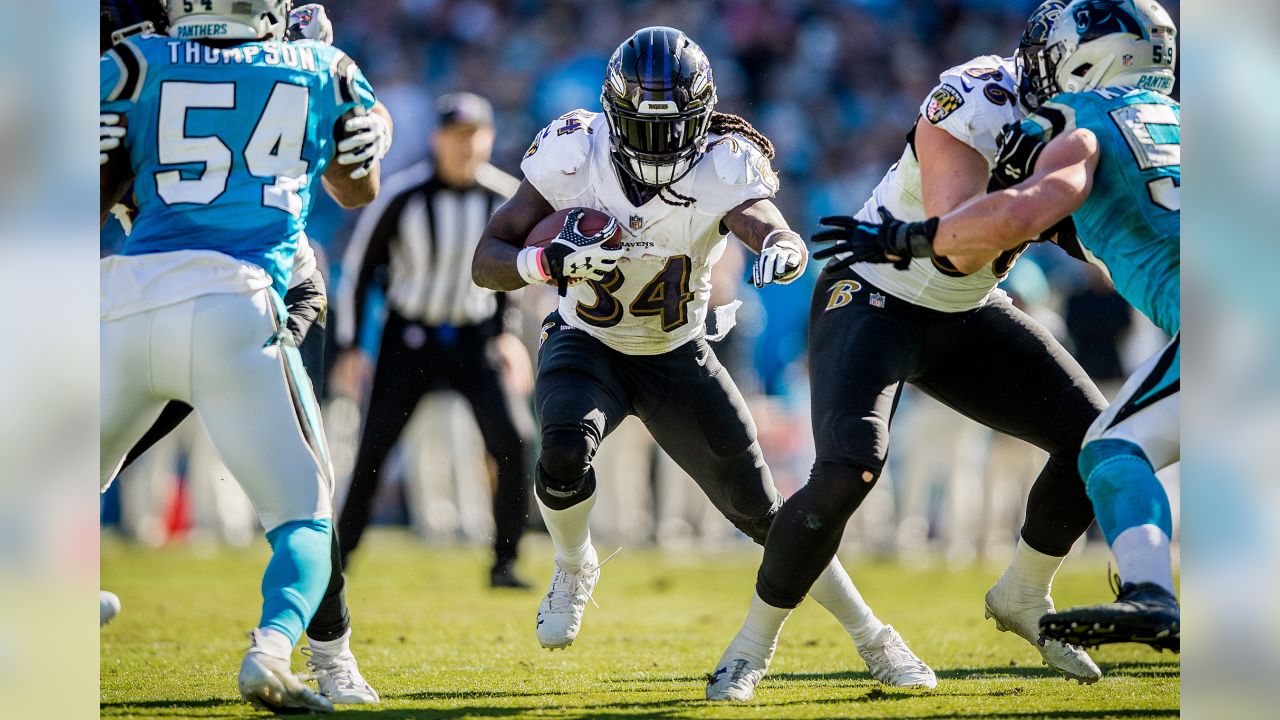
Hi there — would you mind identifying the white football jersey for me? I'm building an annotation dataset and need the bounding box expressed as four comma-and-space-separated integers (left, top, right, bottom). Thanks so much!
850, 55, 1025, 312
521, 110, 778, 355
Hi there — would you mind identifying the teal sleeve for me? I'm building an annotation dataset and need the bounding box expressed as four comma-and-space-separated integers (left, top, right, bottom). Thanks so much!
100, 51, 124, 107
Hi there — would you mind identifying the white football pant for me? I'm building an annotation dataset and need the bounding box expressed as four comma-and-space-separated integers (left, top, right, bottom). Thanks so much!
101, 254, 333, 532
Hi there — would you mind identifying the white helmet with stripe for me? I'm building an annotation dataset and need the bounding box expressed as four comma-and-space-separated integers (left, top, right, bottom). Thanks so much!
166, 0, 293, 41
1045, 0, 1177, 96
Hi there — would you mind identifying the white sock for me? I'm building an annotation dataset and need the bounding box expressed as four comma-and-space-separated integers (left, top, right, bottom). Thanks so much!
727, 592, 793, 664
1112, 524, 1175, 594
809, 558, 885, 647
537, 491, 596, 569
997, 538, 1065, 600
307, 628, 351, 657
253, 627, 294, 661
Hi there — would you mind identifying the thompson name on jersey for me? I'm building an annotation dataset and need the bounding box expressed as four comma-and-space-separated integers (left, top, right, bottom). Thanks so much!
101, 34, 376, 297
522, 110, 778, 355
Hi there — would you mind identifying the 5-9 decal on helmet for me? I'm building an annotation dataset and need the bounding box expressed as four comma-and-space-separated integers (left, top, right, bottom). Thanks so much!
926, 84, 965, 124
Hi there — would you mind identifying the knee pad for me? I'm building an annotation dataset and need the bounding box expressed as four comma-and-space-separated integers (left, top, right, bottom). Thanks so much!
535, 426, 598, 509
731, 504, 778, 545
808, 460, 880, 517
538, 426, 595, 484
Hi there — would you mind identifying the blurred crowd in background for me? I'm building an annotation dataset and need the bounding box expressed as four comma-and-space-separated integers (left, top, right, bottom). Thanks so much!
101, 0, 1180, 565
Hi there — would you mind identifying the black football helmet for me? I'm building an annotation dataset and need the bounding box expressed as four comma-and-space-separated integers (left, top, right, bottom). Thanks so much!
1015, 1, 1066, 110
101, 0, 169, 53
601, 26, 717, 187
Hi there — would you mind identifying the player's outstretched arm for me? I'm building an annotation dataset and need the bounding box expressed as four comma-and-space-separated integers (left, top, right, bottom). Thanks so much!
932, 128, 1098, 258
723, 198, 808, 287
322, 102, 392, 208
472, 179, 555, 291
915, 118, 1000, 275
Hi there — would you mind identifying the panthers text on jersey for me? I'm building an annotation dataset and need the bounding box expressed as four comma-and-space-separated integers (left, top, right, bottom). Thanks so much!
521, 110, 778, 355
1021, 87, 1180, 336
100, 34, 376, 298
850, 55, 1027, 312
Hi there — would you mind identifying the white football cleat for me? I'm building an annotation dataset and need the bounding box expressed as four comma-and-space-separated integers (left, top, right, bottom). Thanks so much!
857, 625, 937, 689
985, 584, 1102, 684
705, 653, 767, 702
100, 591, 121, 626
303, 639, 380, 704
535, 546, 601, 649
238, 631, 334, 713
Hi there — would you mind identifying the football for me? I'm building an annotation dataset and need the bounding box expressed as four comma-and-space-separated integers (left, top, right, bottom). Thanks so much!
526, 207, 622, 249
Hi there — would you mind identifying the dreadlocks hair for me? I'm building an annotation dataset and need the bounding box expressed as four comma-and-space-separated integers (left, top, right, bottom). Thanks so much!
653, 112, 777, 207
708, 112, 776, 160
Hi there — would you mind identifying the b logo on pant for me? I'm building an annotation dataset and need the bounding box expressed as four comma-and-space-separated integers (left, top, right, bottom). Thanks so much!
825, 280, 862, 313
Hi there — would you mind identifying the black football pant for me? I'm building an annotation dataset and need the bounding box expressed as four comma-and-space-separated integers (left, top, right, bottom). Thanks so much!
756, 266, 1108, 609
118, 272, 351, 641
532, 313, 781, 543
338, 312, 533, 567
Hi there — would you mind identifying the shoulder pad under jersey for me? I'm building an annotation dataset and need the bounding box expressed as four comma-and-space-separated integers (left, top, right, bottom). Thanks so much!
519, 109, 599, 204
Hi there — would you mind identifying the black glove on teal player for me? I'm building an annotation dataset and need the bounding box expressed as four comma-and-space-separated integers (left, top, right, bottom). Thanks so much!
812, 208, 939, 272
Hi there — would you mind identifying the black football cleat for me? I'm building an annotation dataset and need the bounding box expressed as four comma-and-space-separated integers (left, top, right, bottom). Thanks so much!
1040, 580, 1179, 652
490, 560, 532, 590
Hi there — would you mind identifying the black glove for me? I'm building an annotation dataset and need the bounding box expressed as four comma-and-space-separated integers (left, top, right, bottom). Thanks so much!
990, 122, 1047, 190
812, 208, 938, 272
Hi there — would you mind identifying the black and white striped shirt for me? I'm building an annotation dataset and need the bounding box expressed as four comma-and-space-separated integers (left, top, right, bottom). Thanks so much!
335, 161, 517, 348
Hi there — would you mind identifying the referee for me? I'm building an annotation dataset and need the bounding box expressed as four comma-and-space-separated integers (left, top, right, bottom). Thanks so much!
333, 93, 533, 588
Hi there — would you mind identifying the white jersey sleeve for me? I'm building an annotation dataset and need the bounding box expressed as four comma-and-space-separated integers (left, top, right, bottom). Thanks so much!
848, 55, 1026, 313
691, 133, 780, 218
919, 55, 1020, 166
519, 109, 599, 206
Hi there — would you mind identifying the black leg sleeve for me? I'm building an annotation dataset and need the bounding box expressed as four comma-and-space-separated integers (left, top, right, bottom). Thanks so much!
640, 340, 781, 544
119, 401, 194, 472
755, 460, 879, 609
306, 526, 350, 641
913, 297, 1107, 556
532, 316, 628, 511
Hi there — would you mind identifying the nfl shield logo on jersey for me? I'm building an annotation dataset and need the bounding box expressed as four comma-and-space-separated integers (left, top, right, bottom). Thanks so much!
870, 292, 886, 308
629, 214, 643, 231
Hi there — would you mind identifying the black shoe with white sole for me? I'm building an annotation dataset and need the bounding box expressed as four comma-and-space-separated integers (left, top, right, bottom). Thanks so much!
1040, 581, 1179, 652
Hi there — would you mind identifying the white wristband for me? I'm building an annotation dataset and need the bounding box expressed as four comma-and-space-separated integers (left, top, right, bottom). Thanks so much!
516, 247, 548, 285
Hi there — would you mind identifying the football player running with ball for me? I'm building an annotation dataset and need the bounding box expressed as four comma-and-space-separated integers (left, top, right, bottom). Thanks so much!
708, 1, 1110, 699
100, 0, 390, 712
828, 0, 1181, 652
473, 27, 934, 692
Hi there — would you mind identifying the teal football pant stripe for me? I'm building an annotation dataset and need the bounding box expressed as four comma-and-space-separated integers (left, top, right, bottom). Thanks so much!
1079, 438, 1172, 544
261, 518, 333, 644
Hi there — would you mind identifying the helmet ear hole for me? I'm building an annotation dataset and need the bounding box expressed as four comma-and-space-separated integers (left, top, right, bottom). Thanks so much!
1072, 63, 1094, 77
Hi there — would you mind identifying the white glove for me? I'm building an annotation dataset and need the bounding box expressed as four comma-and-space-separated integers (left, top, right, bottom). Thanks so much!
543, 209, 624, 287
286, 4, 334, 44
752, 231, 808, 287
100, 113, 126, 166
336, 111, 391, 179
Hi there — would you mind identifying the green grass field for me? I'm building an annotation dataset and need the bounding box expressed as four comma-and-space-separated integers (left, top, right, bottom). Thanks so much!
102, 530, 1179, 719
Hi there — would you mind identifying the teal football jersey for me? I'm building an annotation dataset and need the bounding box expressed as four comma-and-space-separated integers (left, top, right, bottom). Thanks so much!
101, 35, 376, 295
1023, 88, 1180, 336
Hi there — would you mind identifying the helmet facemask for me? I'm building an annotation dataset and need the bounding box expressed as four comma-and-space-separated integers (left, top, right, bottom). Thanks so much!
1015, 1, 1066, 111
603, 101, 713, 187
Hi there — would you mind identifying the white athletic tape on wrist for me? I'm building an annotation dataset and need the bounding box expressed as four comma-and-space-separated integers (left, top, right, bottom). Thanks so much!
516, 247, 548, 285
